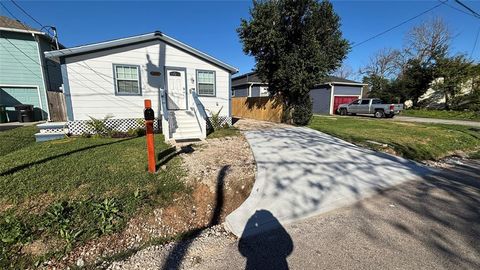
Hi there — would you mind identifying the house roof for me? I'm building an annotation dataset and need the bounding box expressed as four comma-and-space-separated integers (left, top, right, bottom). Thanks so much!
0, 16, 42, 34
44, 31, 239, 74
324, 76, 364, 85
231, 72, 265, 87
232, 72, 366, 87
0, 16, 64, 48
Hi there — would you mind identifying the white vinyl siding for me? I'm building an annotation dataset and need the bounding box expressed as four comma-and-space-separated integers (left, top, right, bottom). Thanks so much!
114, 64, 141, 95
197, 70, 215, 96
63, 40, 231, 120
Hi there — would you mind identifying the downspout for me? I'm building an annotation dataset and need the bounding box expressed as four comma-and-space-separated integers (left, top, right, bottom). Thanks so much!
248, 83, 254, 97
34, 33, 51, 121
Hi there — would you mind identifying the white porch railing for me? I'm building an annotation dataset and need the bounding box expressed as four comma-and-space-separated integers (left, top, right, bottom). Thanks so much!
160, 88, 171, 141
190, 89, 207, 139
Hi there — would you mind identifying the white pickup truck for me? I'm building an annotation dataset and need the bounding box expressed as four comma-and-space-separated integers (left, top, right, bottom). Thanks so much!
337, 98, 403, 118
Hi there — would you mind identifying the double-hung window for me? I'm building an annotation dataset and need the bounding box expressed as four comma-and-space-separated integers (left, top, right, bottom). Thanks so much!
196, 70, 215, 96
114, 64, 141, 95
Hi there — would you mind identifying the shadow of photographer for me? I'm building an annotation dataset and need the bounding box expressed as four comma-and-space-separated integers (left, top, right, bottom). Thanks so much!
238, 210, 293, 270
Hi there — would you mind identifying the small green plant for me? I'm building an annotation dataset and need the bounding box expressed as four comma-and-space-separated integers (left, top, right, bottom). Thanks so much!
127, 127, 146, 137
86, 115, 113, 136
93, 198, 120, 235
209, 107, 224, 130
0, 214, 30, 268
0, 215, 29, 246
44, 202, 81, 250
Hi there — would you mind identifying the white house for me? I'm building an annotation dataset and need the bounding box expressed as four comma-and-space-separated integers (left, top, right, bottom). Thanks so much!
44, 31, 238, 141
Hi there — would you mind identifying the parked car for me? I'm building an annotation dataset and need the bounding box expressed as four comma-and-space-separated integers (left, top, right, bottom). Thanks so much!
337, 98, 404, 118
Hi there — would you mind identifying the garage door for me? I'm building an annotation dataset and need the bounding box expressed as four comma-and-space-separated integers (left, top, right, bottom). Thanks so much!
333, 96, 358, 113
0, 86, 42, 121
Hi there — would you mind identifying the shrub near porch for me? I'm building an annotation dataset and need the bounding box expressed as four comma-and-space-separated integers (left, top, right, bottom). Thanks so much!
309, 116, 480, 161
0, 128, 185, 267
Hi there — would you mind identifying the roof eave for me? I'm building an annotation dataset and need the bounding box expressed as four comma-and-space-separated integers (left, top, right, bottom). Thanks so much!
326, 81, 368, 86
0, 26, 44, 35
45, 32, 239, 74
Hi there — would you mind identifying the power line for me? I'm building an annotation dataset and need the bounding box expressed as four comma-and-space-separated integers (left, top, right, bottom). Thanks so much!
352, 2, 444, 48
471, 26, 480, 58
438, 0, 480, 19
10, 0, 44, 27
454, 0, 480, 18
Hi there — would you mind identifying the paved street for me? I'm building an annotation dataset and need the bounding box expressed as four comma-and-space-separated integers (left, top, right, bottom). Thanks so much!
198, 160, 480, 270
393, 116, 480, 127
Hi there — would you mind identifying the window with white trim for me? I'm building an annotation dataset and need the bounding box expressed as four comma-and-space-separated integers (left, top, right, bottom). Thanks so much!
114, 64, 141, 95
197, 70, 215, 96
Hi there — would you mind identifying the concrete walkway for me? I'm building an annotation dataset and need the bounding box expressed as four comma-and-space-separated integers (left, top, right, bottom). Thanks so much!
0, 121, 41, 132
225, 126, 435, 237
393, 116, 480, 127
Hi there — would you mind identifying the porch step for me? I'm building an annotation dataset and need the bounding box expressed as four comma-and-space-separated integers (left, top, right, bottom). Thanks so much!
34, 132, 66, 142
35, 122, 68, 142
175, 126, 201, 134
172, 131, 203, 140
37, 122, 67, 130
169, 110, 203, 140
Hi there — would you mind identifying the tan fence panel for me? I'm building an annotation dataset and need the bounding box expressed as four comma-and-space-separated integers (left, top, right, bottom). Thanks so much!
47, 91, 67, 122
232, 96, 284, 122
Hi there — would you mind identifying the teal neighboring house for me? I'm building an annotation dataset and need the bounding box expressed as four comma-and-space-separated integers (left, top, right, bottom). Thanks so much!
0, 16, 63, 121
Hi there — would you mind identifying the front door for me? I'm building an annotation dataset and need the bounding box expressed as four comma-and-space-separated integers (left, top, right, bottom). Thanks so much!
166, 69, 187, 110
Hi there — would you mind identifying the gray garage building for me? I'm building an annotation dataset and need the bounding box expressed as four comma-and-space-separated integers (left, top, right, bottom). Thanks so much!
232, 72, 366, 115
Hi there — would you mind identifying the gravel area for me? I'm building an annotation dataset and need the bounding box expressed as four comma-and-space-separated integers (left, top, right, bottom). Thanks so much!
107, 225, 236, 270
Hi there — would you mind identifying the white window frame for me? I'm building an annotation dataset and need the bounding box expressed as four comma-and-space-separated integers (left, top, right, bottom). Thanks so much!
113, 64, 142, 96
196, 70, 216, 97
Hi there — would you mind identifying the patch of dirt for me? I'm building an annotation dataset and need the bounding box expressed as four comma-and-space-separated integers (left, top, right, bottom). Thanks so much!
44, 134, 255, 269
233, 118, 290, 131
22, 239, 50, 257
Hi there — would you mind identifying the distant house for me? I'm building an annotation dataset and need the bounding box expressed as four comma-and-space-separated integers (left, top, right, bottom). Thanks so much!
0, 16, 63, 121
231, 72, 366, 115
45, 31, 238, 141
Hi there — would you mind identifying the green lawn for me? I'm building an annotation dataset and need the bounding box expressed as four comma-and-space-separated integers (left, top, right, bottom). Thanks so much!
401, 109, 480, 122
0, 126, 37, 156
207, 127, 240, 139
309, 116, 480, 161
0, 128, 185, 267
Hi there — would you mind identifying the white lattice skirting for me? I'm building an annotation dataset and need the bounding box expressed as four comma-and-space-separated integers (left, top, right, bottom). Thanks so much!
67, 118, 161, 135
66, 116, 232, 135
206, 116, 232, 130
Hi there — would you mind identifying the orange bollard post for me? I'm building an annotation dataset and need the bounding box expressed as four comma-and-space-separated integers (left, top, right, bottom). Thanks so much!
144, 99, 156, 173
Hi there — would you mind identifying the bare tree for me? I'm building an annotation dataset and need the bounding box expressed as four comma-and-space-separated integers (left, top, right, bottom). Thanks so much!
359, 48, 404, 79
405, 16, 451, 64
332, 63, 354, 79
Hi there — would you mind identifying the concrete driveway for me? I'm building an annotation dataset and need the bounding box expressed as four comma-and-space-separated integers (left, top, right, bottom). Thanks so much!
225, 126, 434, 237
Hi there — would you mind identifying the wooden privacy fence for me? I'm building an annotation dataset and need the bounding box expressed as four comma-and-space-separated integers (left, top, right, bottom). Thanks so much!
47, 91, 67, 121
232, 96, 284, 122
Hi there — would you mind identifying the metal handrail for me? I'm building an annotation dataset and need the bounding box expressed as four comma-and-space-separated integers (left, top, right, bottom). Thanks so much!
159, 88, 171, 140
190, 90, 207, 139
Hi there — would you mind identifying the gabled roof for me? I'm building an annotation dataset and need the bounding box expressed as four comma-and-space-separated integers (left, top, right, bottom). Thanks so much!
0, 16, 64, 48
232, 72, 366, 87
324, 76, 364, 85
0, 15, 41, 33
45, 31, 239, 74
232, 71, 265, 87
